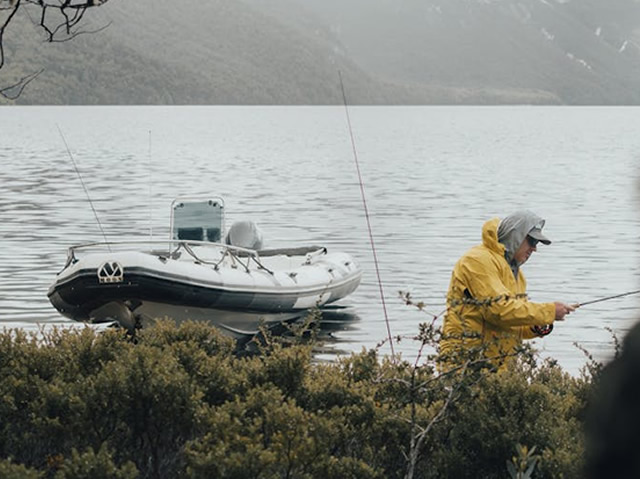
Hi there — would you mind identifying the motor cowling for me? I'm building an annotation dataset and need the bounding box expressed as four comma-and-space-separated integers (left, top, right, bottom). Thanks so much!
225, 221, 264, 250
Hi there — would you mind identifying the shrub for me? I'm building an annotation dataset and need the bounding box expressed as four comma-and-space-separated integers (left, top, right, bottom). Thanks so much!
0, 321, 594, 478
54, 444, 138, 479
0, 458, 42, 479
428, 358, 586, 479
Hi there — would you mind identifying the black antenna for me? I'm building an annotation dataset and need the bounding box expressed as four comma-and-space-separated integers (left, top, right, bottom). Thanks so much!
57, 124, 111, 251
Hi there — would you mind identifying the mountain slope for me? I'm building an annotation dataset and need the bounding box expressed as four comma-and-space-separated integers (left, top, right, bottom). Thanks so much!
1, 0, 638, 104
299, 0, 640, 104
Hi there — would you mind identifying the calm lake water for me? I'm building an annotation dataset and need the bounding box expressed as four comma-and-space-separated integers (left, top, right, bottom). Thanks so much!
1, 105, 639, 375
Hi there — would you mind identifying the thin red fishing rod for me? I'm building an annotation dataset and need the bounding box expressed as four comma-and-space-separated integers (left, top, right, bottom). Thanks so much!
338, 71, 395, 358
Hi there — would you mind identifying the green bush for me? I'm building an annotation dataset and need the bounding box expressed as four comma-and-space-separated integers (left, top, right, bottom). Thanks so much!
0, 458, 42, 479
429, 359, 586, 478
0, 320, 595, 478
54, 444, 138, 479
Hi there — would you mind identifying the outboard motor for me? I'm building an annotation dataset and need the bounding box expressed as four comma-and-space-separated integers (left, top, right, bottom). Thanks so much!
225, 221, 264, 250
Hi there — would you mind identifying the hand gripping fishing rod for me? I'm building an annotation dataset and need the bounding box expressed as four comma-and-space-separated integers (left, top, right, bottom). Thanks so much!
573, 289, 640, 308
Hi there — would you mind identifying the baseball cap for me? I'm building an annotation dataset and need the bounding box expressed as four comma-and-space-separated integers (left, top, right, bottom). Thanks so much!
528, 226, 551, 245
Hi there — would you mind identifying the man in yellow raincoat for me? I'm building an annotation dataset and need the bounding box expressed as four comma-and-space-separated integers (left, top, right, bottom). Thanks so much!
439, 210, 575, 369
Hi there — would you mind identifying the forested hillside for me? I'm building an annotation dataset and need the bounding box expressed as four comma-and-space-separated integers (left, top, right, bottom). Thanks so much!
2, 0, 639, 104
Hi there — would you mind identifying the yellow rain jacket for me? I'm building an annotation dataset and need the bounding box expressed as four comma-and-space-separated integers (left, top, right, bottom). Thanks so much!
440, 218, 555, 367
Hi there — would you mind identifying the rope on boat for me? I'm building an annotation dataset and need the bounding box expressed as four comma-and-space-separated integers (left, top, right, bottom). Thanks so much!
339, 71, 396, 359
182, 242, 275, 276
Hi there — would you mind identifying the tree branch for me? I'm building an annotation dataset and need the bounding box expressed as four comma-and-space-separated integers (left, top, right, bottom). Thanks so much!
0, 67, 43, 99
0, 0, 21, 70
0, 0, 110, 99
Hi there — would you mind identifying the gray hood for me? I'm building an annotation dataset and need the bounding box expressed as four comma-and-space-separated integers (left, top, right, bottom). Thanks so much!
497, 210, 547, 276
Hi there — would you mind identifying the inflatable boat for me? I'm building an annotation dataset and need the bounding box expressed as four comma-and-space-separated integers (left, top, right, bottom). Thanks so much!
48, 197, 362, 337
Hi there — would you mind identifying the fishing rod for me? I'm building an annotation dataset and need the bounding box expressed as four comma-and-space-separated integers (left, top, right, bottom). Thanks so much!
574, 289, 640, 308
57, 124, 111, 251
338, 70, 396, 359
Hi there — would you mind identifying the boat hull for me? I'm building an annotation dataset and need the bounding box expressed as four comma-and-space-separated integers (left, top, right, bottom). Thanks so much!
48, 246, 362, 336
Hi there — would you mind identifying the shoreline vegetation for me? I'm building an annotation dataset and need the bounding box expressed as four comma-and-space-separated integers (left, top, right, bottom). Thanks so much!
0, 310, 615, 479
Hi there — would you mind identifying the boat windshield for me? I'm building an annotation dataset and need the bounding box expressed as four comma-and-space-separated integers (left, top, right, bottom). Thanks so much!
171, 198, 225, 243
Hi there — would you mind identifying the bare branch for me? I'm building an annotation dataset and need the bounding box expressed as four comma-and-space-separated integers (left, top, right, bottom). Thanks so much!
0, 0, 110, 99
48, 19, 110, 42
38, 2, 95, 41
0, 67, 43, 99
0, 0, 21, 70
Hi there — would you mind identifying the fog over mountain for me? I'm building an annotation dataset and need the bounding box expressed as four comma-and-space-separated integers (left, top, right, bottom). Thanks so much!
4, 0, 640, 104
